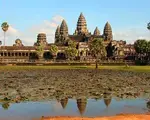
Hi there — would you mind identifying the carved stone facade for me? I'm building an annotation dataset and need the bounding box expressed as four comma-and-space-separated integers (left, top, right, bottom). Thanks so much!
0, 12, 136, 63
54, 13, 128, 59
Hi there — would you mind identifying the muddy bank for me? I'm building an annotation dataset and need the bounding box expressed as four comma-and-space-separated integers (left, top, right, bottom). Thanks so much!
41, 115, 150, 120
0, 69, 150, 102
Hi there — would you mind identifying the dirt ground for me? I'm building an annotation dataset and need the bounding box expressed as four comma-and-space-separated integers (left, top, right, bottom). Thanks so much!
0, 69, 150, 102
41, 114, 150, 120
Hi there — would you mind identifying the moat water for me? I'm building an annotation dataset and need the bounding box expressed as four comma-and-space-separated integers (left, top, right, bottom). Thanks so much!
0, 98, 149, 120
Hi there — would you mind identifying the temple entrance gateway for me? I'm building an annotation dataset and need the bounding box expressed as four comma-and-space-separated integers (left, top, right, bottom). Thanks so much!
43, 52, 53, 60
57, 52, 66, 60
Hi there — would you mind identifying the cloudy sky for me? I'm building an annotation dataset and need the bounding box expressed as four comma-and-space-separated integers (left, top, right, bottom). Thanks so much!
0, 0, 150, 46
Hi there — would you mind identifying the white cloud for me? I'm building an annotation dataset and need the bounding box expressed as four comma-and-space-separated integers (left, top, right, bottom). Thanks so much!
7, 26, 21, 36
51, 15, 64, 23
0, 25, 21, 45
0, 15, 64, 46
24, 15, 64, 45
114, 27, 150, 44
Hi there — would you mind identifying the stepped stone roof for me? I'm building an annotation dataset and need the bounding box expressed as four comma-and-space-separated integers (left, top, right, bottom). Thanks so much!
93, 27, 100, 36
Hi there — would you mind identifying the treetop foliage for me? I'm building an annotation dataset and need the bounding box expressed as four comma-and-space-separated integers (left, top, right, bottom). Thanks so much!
89, 38, 106, 58
49, 45, 58, 55
134, 39, 150, 53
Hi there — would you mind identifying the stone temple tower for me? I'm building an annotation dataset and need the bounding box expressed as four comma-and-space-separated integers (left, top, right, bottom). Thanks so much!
74, 13, 89, 35
55, 25, 60, 43
60, 19, 68, 36
55, 19, 69, 44
60, 19, 69, 43
77, 98, 87, 115
93, 27, 100, 36
35, 33, 47, 46
103, 22, 113, 41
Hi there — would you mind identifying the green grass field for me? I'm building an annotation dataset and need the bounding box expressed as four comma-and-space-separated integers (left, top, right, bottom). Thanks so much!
0, 65, 149, 72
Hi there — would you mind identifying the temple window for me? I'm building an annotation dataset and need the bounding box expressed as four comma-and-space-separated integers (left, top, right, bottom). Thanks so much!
4, 53, 7, 56
15, 53, 18, 56
26, 53, 28, 56
22, 53, 25, 56
12, 53, 14, 56
19, 53, 21, 56
8, 52, 10, 57
0, 53, 3, 56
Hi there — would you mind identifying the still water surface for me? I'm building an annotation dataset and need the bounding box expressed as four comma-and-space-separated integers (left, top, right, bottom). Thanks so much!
0, 98, 149, 120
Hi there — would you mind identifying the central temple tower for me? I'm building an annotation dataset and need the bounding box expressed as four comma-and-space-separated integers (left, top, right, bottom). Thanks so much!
74, 13, 89, 35
103, 22, 113, 41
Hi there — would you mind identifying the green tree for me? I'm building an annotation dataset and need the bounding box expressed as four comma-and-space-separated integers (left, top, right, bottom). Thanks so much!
89, 38, 106, 69
67, 39, 76, 48
64, 39, 76, 48
49, 45, 58, 55
1, 22, 9, 46
36, 43, 44, 59
65, 47, 78, 61
49, 45, 58, 61
147, 41, 150, 52
106, 42, 117, 58
65, 40, 77, 60
134, 39, 150, 64
147, 22, 150, 30
134, 39, 147, 54
147, 41, 150, 61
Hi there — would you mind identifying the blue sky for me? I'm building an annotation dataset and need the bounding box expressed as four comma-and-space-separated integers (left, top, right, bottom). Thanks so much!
0, 0, 150, 45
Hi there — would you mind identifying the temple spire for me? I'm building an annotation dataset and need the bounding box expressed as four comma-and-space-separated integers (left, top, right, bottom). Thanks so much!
59, 19, 69, 44
75, 12, 89, 35
77, 98, 87, 115
55, 25, 60, 43
60, 19, 68, 35
104, 98, 112, 107
60, 98, 68, 109
103, 94, 112, 107
93, 27, 100, 36
56, 25, 60, 34
103, 22, 113, 41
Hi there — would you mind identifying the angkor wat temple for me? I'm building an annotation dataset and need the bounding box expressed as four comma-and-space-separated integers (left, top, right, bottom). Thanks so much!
0, 13, 136, 63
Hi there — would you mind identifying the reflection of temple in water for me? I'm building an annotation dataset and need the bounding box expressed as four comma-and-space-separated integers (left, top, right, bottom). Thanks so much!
77, 98, 87, 115
103, 94, 112, 107
104, 98, 112, 107
60, 98, 68, 109
147, 101, 150, 112
2, 102, 10, 110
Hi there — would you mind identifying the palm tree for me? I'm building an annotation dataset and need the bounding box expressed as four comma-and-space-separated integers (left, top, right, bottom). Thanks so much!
89, 38, 106, 69
1, 22, 9, 46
